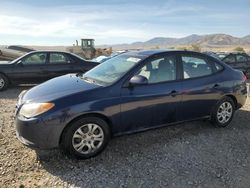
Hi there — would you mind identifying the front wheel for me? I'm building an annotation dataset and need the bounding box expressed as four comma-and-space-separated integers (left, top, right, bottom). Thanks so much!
211, 97, 235, 127
61, 117, 111, 159
0, 74, 9, 91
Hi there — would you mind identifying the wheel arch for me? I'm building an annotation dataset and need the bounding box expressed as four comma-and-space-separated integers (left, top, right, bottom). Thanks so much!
0, 72, 10, 80
59, 112, 113, 145
224, 94, 237, 109
211, 94, 238, 118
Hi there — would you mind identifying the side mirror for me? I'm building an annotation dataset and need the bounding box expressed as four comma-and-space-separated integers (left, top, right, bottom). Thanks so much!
129, 75, 148, 86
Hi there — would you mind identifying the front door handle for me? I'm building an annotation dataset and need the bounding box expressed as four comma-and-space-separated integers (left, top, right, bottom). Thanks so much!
170, 90, 178, 97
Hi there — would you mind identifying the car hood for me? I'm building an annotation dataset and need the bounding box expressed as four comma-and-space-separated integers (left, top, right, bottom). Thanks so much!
22, 74, 101, 102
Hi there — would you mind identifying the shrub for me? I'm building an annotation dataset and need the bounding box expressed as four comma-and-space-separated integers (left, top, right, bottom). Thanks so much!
234, 47, 245, 52
175, 46, 188, 51
191, 44, 201, 52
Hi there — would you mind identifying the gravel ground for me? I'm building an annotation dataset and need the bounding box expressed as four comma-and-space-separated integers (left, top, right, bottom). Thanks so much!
0, 86, 250, 188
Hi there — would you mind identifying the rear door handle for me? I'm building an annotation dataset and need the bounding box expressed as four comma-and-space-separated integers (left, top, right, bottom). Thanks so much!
170, 90, 178, 97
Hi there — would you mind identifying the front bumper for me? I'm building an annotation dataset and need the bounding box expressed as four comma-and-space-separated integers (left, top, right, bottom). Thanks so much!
15, 115, 63, 149
15, 90, 65, 149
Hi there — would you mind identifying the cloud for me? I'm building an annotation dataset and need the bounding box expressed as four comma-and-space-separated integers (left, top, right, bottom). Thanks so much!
0, 3, 154, 44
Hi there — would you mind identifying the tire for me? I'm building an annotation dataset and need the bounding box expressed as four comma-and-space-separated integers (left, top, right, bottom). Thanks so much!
211, 97, 235, 127
61, 116, 111, 159
0, 73, 9, 91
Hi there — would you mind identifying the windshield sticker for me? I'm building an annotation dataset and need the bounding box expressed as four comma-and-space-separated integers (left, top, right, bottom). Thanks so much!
127, 57, 141, 62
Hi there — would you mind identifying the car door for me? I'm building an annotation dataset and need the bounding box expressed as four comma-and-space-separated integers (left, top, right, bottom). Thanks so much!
46, 52, 78, 79
10, 52, 49, 83
223, 54, 238, 69
178, 52, 222, 121
245, 55, 250, 77
120, 54, 182, 133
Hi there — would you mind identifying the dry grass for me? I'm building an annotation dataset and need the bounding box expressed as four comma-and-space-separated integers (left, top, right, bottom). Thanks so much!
24, 44, 250, 54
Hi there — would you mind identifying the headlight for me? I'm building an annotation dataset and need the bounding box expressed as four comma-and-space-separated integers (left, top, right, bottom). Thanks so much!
19, 102, 55, 118
17, 90, 27, 106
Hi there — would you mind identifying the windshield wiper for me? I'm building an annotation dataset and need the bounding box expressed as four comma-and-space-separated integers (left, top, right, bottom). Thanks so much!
82, 76, 95, 83
82, 76, 103, 86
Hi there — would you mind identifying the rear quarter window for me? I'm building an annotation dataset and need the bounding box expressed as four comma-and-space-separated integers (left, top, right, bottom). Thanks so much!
236, 55, 248, 62
214, 62, 223, 72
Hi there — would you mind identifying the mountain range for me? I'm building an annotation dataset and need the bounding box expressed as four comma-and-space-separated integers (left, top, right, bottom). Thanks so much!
104, 34, 250, 49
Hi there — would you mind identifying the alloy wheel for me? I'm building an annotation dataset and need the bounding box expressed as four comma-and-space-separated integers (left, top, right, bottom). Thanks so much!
72, 123, 104, 154
217, 102, 233, 124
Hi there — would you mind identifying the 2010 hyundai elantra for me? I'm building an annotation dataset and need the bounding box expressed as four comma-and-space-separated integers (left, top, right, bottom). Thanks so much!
15, 50, 247, 159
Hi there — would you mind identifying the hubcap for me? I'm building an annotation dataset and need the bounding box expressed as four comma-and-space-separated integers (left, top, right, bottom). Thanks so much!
217, 102, 233, 124
72, 123, 104, 154
0, 78, 5, 89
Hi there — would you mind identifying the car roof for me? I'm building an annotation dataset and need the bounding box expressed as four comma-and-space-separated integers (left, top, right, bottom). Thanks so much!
124, 49, 196, 57
227, 52, 249, 55
28, 50, 70, 54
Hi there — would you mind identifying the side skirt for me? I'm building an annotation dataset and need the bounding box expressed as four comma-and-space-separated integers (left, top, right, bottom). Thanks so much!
113, 116, 211, 137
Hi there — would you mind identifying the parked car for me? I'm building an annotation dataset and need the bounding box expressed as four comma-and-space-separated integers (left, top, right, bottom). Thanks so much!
15, 50, 247, 159
0, 51, 98, 91
92, 55, 109, 63
216, 52, 228, 60
203, 51, 220, 60
221, 52, 250, 78
93, 50, 127, 63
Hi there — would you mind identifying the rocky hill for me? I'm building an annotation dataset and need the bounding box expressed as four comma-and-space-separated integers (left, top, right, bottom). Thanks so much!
106, 34, 250, 49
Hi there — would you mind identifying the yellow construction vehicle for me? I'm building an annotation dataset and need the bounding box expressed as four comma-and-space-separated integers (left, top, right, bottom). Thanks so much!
66, 38, 112, 60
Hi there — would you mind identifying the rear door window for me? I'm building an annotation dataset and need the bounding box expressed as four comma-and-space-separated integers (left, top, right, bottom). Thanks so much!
49, 53, 69, 64
236, 54, 247, 62
182, 55, 212, 79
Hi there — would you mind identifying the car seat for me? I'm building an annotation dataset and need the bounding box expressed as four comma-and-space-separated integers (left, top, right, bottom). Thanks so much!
152, 59, 174, 82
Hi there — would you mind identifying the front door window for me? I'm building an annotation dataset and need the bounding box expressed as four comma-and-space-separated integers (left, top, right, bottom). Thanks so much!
136, 55, 176, 83
22, 53, 47, 65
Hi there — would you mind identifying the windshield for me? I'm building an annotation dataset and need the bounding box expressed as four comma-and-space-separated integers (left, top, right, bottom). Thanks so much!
9, 53, 29, 64
83, 54, 143, 86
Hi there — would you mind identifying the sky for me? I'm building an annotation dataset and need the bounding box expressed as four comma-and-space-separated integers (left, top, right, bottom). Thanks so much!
0, 0, 250, 46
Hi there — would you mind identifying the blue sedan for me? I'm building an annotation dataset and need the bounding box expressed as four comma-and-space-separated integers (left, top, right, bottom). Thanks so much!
15, 50, 247, 159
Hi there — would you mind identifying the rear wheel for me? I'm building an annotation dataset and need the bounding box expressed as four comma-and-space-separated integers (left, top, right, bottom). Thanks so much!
0, 74, 9, 91
211, 97, 235, 127
61, 116, 111, 159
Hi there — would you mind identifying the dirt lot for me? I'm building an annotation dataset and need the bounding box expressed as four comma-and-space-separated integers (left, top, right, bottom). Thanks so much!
0, 86, 250, 188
